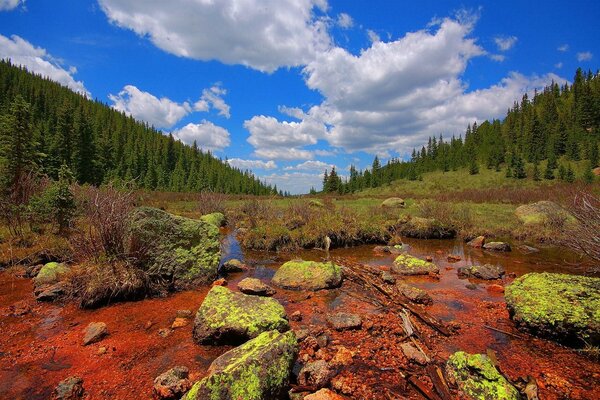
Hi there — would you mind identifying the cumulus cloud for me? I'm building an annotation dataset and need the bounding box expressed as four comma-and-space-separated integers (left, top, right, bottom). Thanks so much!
260, 172, 326, 194
109, 85, 191, 128
227, 158, 277, 170
284, 160, 334, 171
98, 0, 331, 73
337, 13, 353, 29
489, 54, 505, 62
366, 29, 380, 43
557, 44, 569, 52
555, 62, 563, 69
173, 121, 231, 151
0, 0, 23, 11
194, 84, 231, 118
0, 34, 88, 95
577, 51, 593, 61
494, 35, 517, 51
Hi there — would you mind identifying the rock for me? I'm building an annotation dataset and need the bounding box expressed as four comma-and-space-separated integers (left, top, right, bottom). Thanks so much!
331, 346, 354, 367
374, 245, 408, 255
392, 254, 439, 276
465, 283, 477, 290
290, 311, 303, 321
298, 360, 336, 389
212, 278, 228, 286
467, 236, 486, 248
326, 312, 362, 331
517, 244, 539, 253
34, 282, 67, 302
593, 166, 600, 176
200, 212, 226, 227
515, 201, 568, 225
381, 197, 405, 208
192, 285, 289, 345
505, 272, 600, 346
52, 376, 84, 400
397, 216, 456, 239
396, 283, 433, 305
126, 207, 221, 283
33, 262, 69, 286
184, 330, 298, 400
176, 309, 193, 319
171, 318, 189, 329
158, 328, 172, 338
446, 351, 519, 400
97, 347, 107, 355
447, 254, 461, 262
425, 255, 433, 262
315, 332, 330, 349
25, 263, 44, 278
482, 242, 511, 252
304, 389, 347, 400
238, 278, 276, 296
309, 199, 325, 208
373, 245, 389, 253
221, 258, 248, 273
458, 264, 505, 280
487, 284, 505, 293
83, 322, 108, 346
295, 329, 310, 341
381, 271, 396, 284
272, 260, 342, 291
9, 300, 31, 316
153, 366, 192, 400
400, 342, 428, 365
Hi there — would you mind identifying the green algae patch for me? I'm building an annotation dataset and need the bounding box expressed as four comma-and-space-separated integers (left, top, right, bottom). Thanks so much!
127, 207, 220, 283
186, 330, 298, 400
33, 262, 69, 285
193, 286, 289, 345
272, 260, 342, 290
392, 254, 439, 275
446, 352, 519, 400
200, 212, 226, 227
505, 272, 600, 346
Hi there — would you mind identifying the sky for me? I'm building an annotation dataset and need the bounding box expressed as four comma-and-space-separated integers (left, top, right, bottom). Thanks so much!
0, 0, 598, 193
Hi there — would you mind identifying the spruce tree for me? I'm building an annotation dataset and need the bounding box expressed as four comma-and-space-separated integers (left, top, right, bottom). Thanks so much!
582, 162, 595, 184
469, 158, 479, 175
543, 161, 555, 180
565, 164, 576, 183
513, 155, 527, 179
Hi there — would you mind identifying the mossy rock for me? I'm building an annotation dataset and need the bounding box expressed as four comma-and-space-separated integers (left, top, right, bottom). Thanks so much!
272, 260, 342, 291
505, 272, 600, 346
200, 212, 226, 227
184, 330, 298, 400
397, 217, 456, 239
192, 286, 289, 345
309, 199, 324, 208
514, 201, 568, 225
127, 207, 221, 283
381, 197, 405, 208
446, 351, 519, 400
392, 254, 439, 275
33, 262, 69, 286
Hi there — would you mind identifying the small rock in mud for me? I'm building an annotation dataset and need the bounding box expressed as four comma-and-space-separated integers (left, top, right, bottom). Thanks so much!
97, 347, 107, 355
82, 322, 108, 346
467, 235, 486, 248
298, 360, 336, 389
465, 283, 478, 290
483, 241, 511, 252
144, 321, 155, 330
425, 255, 433, 262
331, 346, 354, 367
381, 271, 396, 284
9, 300, 31, 316
221, 258, 248, 273
290, 310, 303, 321
304, 388, 348, 399
25, 263, 44, 278
447, 254, 462, 262
400, 342, 428, 365
487, 284, 505, 293
211, 278, 227, 286
316, 332, 330, 349
176, 309, 193, 319
153, 366, 192, 400
171, 318, 189, 329
35, 282, 67, 302
158, 328, 173, 338
52, 376, 84, 400
237, 277, 276, 296
458, 264, 505, 280
295, 329, 310, 341
326, 313, 362, 331
396, 282, 433, 305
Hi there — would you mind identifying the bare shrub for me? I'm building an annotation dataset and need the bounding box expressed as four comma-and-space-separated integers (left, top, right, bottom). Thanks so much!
563, 191, 600, 268
196, 190, 227, 215
417, 199, 473, 233
0, 170, 46, 237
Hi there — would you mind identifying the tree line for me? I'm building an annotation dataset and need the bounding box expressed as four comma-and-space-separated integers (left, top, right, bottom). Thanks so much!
323, 67, 599, 193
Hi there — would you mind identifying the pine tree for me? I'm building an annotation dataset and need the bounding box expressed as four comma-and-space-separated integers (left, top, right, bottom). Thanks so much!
558, 164, 566, 180
582, 162, 595, 184
590, 141, 599, 168
565, 164, 576, 183
469, 158, 479, 175
513, 155, 527, 179
532, 161, 541, 181
543, 161, 555, 180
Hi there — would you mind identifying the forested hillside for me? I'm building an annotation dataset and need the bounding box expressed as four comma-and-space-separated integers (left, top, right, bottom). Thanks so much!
0, 60, 274, 195
323, 68, 600, 193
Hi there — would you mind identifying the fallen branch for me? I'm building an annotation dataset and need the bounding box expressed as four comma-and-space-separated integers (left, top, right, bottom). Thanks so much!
408, 375, 443, 400
426, 365, 452, 400
484, 324, 524, 339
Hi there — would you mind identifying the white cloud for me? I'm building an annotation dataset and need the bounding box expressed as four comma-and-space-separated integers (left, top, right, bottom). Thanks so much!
284, 160, 334, 171
227, 158, 277, 170
337, 13, 353, 29
173, 121, 231, 151
98, 0, 331, 73
260, 172, 325, 194
577, 51, 593, 61
0, 34, 88, 95
489, 54, 505, 62
194, 84, 231, 118
555, 62, 563, 69
558, 44, 569, 52
0, 0, 23, 11
367, 29, 380, 43
494, 35, 517, 51
108, 85, 191, 128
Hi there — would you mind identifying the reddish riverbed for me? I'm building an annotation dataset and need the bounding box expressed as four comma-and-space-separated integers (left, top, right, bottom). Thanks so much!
1, 235, 598, 399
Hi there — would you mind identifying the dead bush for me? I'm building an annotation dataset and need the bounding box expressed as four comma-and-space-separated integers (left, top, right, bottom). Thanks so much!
196, 191, 227, 215
562, 191, 600, 269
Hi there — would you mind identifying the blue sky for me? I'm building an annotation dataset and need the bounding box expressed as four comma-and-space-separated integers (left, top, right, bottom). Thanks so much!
1, 0, 598, 193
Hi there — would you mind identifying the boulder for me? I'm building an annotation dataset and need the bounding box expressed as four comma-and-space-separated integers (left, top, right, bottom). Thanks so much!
83, 322, 108, 346
298, 360, 336, 389
326, 312, 362, 331
52, 376, 84, 400
272, 260, 342, 291
237, 278, 276, 296
373, 244, 409, 255
392, 254, 439, 276
304, 388, 347, 400
126, 207, 221, 283
192, 286, 289, 345
153, 366, 192, 400
35, 282, 67, 302
396, 283, 433, 305
505, 272, 600, 346
446, 352, 519, 400
514, 201, 567, 225
381, 197, 405, 208
200, 212, 226, 227
482, 242, 511, 252
184, 330, 298, 400
397, 217, 456, 239
467, 236, 486, 248
457, 264, 505, 280
33, 262, 69, 286
221, 258, 248, 273
593, 166, 600, 176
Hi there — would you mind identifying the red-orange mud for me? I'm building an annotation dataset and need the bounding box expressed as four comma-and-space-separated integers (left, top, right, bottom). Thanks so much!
1, 235, 599, 399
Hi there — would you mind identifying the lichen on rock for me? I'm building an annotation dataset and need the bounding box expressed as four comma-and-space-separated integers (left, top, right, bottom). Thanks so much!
272, 260, 342, 291
200, 212, 226, 227
33, 262, 69, 286
392, 254, 439, 275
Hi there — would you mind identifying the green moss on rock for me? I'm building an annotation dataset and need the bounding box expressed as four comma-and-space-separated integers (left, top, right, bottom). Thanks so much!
505, 272, 600, 346
193, 286, 289, 345
392, 254, 439, 275
33, 262, 69, 286
446, 352, 519, 400
186, 330, 298, 400
272, 260, 342, 290
200, 212, 226, 227
514, 201, 569, 225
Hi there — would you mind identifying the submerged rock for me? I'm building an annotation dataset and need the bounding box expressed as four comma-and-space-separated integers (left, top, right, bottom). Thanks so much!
482, 242, 511, 252
446, 351, 519, 400
458, 264, 505, 280
381, 197, 405, 208
52, 376, 84, 400
515, 201, 567, 225
392, 254, 439, 276
192, 286, 289, 345
221, 258, 248, 273
200, 212, 226, 227
237, 278, 276, 296
153, 366, 192, 400
326, 312, 362, 330
272, 260, 342, 291
505, 272, 600, 346
126, 207, 220, 283
397, 216, 456, 239
33, 262, 69, 286
396, 282, 433, 305
83, 322, 108, 346
184, 330, 298, 400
